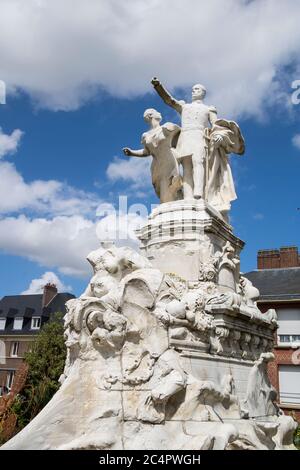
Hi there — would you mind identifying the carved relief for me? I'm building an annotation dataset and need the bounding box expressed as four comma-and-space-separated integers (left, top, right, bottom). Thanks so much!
199, 260, 218, 283
241, 332, 252, 359
243, 353, 280, 418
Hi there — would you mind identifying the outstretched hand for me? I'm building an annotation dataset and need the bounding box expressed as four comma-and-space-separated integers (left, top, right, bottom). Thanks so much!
123, 147, 132, 156
151, 77, 160, 87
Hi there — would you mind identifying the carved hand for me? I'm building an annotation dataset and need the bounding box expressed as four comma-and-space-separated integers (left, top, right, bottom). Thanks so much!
123, 147, 133, 156
212, 134, 223, 147
151, 77, 160, 87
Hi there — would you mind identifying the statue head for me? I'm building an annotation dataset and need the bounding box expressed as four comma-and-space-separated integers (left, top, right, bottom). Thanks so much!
143, 108, 162, 124
192, 84, 206, 101
87, 245, 120, 275
90, 273, 116, 299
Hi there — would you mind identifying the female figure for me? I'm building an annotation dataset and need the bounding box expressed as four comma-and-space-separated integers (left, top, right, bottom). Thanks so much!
123, 108, 182, 203
206, 119, 245, 215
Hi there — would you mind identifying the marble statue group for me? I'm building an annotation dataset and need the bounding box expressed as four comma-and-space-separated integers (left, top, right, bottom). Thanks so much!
2, 79, 297, 451
123, 78, 245, 216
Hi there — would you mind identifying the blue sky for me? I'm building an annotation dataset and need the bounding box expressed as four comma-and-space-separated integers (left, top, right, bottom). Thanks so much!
0, 0, 300, 297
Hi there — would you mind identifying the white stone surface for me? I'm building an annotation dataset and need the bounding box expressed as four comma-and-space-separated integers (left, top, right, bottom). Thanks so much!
123, 108, 181, 203
1, 239, 296, 450
1, 79, 297, 451
137, 199, 243, 285
151, 78, 244, 213
206, 119, 245, 212
152, 78, 217, 199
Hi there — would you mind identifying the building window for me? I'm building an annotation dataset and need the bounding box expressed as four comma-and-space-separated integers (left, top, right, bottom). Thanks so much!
10, 341, 19, 357
0, 385, 8, 397
279, 365, 300, 405
31, 316, 41, 330
0, 318, 6, 330
13, 317, 23, 330
277, 308, 300, 345
6, 370, 15, 390
278, 334, 300, 345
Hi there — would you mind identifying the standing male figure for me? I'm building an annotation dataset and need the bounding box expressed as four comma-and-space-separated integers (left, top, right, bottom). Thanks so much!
151, 78, 217, 199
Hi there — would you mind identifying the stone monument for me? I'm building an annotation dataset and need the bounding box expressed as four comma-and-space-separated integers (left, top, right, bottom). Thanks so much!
1, 79, 297, 450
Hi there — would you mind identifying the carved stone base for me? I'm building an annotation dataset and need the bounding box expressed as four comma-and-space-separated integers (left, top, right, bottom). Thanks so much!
1, 238, 296, 451
2, 349, 296, 450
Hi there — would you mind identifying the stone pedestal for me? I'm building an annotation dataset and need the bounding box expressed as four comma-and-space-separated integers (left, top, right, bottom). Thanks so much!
137, 199, 244, 292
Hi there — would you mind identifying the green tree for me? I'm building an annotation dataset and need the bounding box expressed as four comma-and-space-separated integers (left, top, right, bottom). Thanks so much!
294, 423, 300, 450
12, 312, 66, 431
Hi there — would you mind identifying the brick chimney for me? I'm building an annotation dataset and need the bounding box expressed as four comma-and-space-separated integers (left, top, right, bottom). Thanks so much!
257, 246, 300, 269
279, 246, 299, 268
42, 283, 58, 307
257, 249, 280, 269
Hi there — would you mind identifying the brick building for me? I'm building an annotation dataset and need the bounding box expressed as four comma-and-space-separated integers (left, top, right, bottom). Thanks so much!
245, 246, 300, 420
0, 284, 74, 395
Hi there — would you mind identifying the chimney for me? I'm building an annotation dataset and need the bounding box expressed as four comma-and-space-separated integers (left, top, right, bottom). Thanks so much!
42, 283, 58, 308
257, 249, 280, 269
279, 246, 299, 268
257, 246, 300, 269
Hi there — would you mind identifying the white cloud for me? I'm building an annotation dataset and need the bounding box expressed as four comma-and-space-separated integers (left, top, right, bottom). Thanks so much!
0, 127, 23, 158
0, 215, 97, 277
0, 128, 144, 278
1, 0, 300, 117
0, 212, 142, 278
0, 128, 104, 278
292, 134, 300, 150
0, 157, 100, 216
21, 271, 72, 295
106, 157, 151, 189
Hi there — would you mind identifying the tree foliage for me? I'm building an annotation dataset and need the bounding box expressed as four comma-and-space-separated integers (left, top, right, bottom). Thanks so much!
294, 423, 300, 450
0, 312, 66, 443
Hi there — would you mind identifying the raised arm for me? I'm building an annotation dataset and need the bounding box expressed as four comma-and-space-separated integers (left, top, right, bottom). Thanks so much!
151, 77, 183, 114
